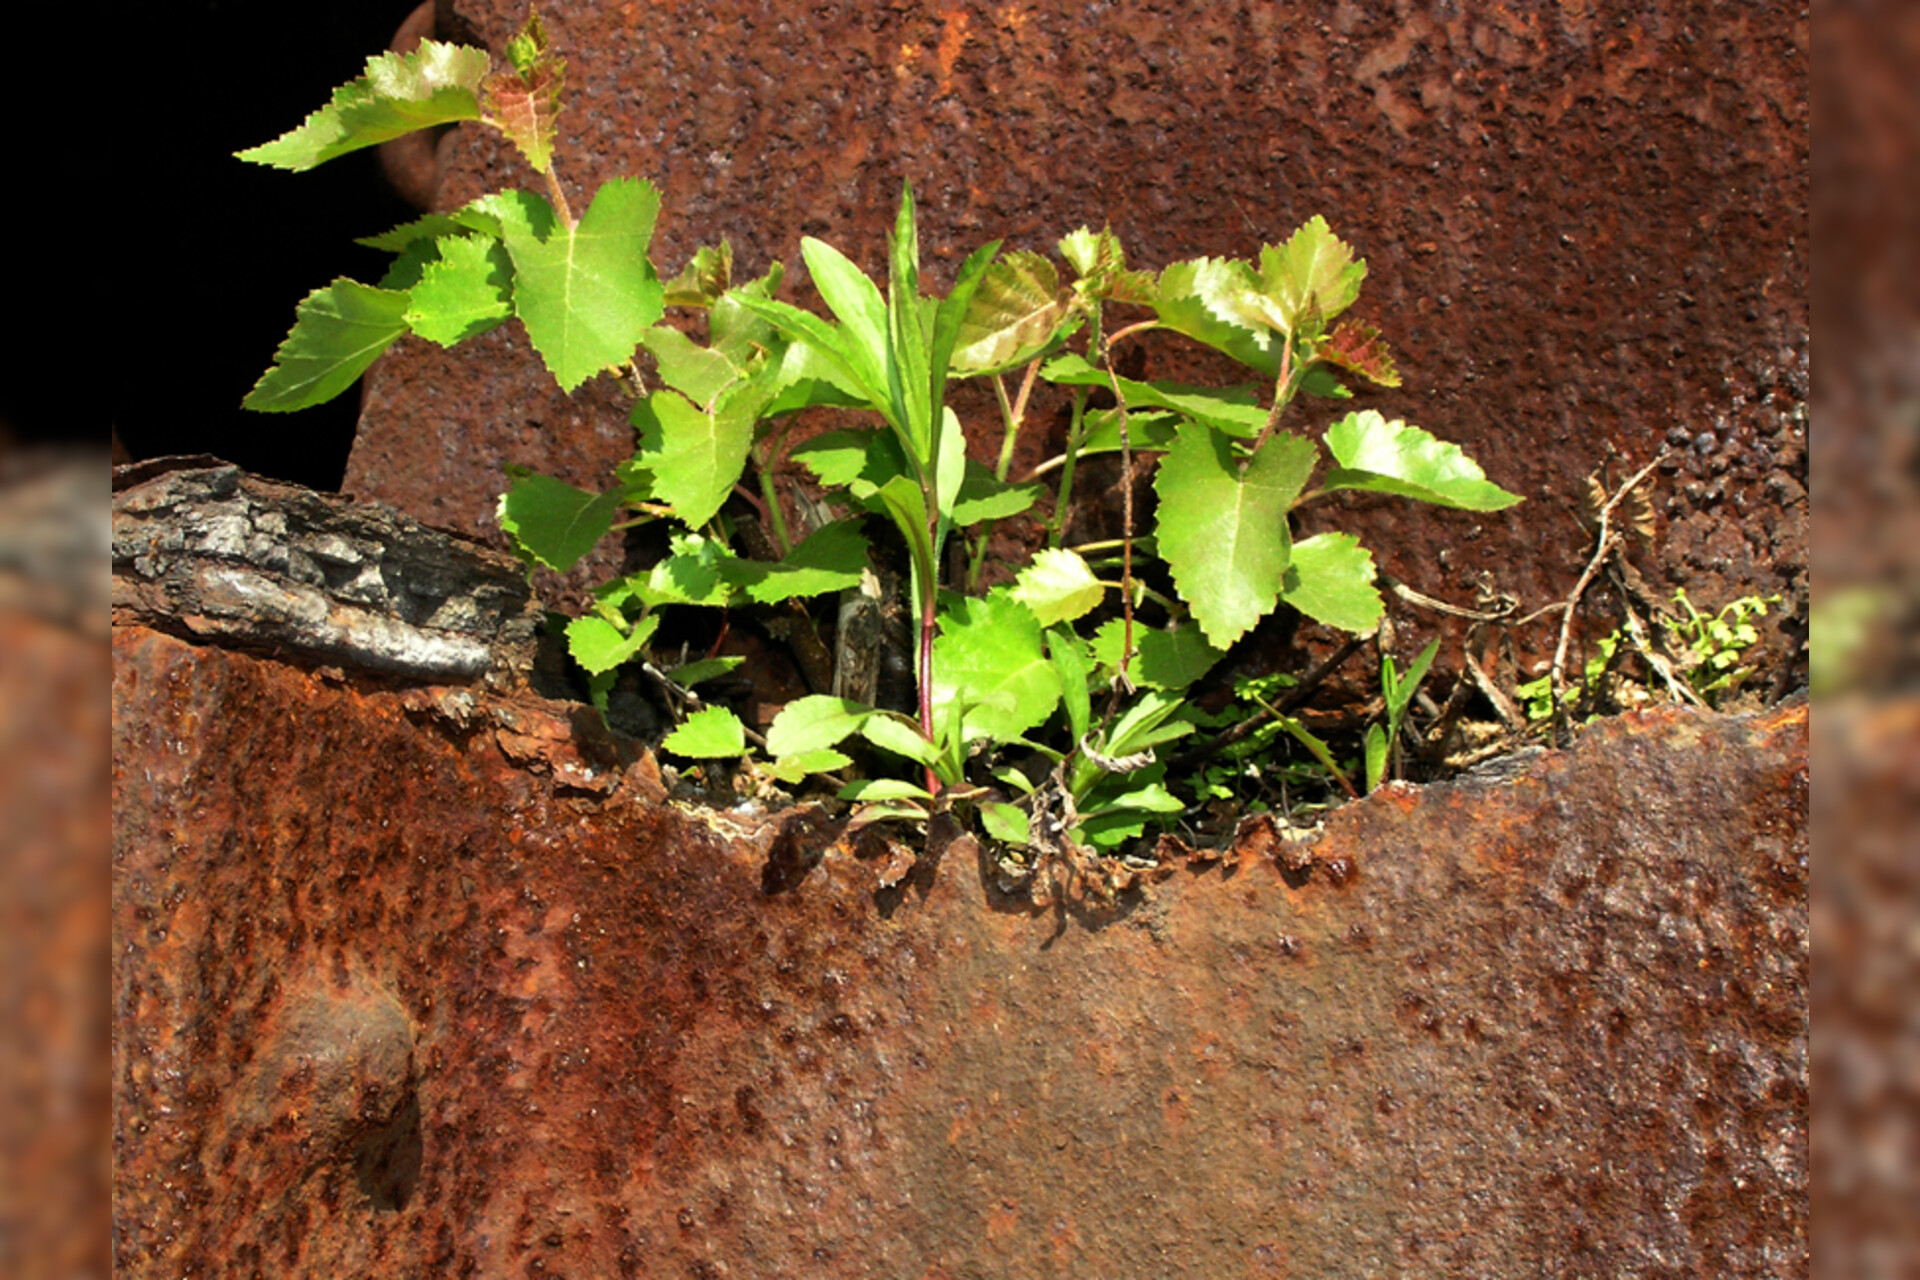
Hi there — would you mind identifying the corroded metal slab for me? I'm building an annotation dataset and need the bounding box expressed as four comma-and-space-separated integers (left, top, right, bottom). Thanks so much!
112, 625, 1806, 1276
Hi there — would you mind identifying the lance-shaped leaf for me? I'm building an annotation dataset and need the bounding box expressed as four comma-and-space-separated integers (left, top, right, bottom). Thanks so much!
801, 238, 892, 412
497, 466, 633, 573
1322, 410, 1522, 511
487, 179, 664, 391
662, 706, 748, 759
237, 40, 489, 171
1318, 318, 1400, 388
886, 184, 934, 455
949, 461, 1041, 525
403, 235, 514, 346
1279, 532, 1384, 633
1011, 549, 1105, 627
243, 280, 412, 412
931, 590, 1062, 744
1257, 217, 1366, 333
928, 239, 1003, 423
950, 250, 1067, 374
629, 385, 757, 528
1154, 257, 1281, 376
357, 203, 505, 253
481, 10, 566, 171
1154, 424, 1319, 649
1042, 353, 1268, 437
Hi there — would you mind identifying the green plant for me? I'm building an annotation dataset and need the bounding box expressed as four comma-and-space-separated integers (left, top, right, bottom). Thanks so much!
1364, 639, 1439, 791
241, 13, 1522, 864
1666, 589, 1779, 705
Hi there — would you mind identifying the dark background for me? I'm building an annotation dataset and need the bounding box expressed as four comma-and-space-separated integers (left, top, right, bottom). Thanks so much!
68, 3, 425, 488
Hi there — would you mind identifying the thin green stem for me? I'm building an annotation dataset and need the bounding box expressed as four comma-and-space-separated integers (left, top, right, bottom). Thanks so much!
966, 358, 1042, 591
1246, 330, 1298, 463
1047, 309, 1105, 549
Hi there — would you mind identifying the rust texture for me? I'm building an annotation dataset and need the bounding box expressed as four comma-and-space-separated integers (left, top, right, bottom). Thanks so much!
114, 622, 1807, 1276
345, 0, 1808, 666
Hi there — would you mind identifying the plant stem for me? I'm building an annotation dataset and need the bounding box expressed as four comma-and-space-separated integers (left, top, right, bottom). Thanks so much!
967, 358, 1042, 591
754, 456, 793, 556
542, 163, 576, 228
918, 583, 939, 796
1047, 309, 1105, 549
1246, 330, 1298, 464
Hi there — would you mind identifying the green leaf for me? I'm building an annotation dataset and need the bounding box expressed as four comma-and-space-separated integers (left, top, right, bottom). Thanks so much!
624, 534, 737, 608
1090, 620, 1223, 691
662, 241, 733, 308
666, 655, 745, 687
724, 520, 870, 604
1364, 724, 1390, 793
1041, 353, 1268, 438
403, 235, 514, 346
1318, 319, 1400, 388
886, 184, 935, 454
630, 386, 756, 528
876, 476, 937, 595
789, 429, 906, 491
929, 239, 1003, 429
496, 467, 631, 572
1154, 424, 1319, 649
1391, 638, 1441, 718
1076, 409, 1181, 456
726, 292, 872, 404
951, 250, 1067, 374
1322, 410, 1522, 511
840, 778, 934, 804
950, 461, 1042, 524
979, 802, 1031, 846
243, 279, 412, 412
639, 325, 739, 404
1154, 257, 1280, 376
237, 40, 489, 171
357, 204, 504, 253
801, 237, 891, 410
934, 406, 967, 522
761, 748, 853, 783
1010, 549, 1105, 626
766, 695, 874, 757
1279, 532, 1384, 634
480, 11, 565, 171
1047, 627, 1093, 744
1059, 226, 1156, 303
566, 611, 660, 676
486, 179, 665, 391
708, 260, 783, 360
1102, 689, 1196, 758
1083, 781, 1185, 815
932, 590, 1062, 744
661, 706, 748, 759
1257, 217, 1366, 333
860, 712, 942, 767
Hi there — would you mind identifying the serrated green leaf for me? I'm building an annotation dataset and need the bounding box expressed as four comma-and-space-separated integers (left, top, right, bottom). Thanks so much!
1011, 549, 1105, 626
496, 467, 630, 572
761, 748, 854, 783
663, 241, 733, 308
624, 534, 737, 608
950, 461, 1041, 525
979, 802, 1031, 846
724, 520, 870, 604
1279, 532, 1383, 633
1042, 353, 1268, 437
1075, 409, 1181, 456
566, 611, 660, 675
1318, 319, 1400, 388
1090, 620, 1223, 691
1259, 216, 1366, 332
1321, 410, 1522, 511
481, 11, 565, 172
1154, 424, 1319, 649
357, 204, 504, 252
661, 706, 748, 758
667, 655, 745, 687
932, 590, 1061, 744
1059, 226, 1157, 303
237, 40, 489, 171
860, 712, 942, 767
709, 261, 783, 360
951, 250, 1067, 374
629, 385, 757, 528
404, 235, 514, 345
767, 695, 875, 757
1153, 257, 1280, 376
487, 179, 664, 391
639, 325, 739, 404
243, 279, 412, 412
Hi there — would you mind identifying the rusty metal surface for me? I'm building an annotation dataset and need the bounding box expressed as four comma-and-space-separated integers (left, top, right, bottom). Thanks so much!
113, 624, 1806, 1277
345, 0, 1808, 665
